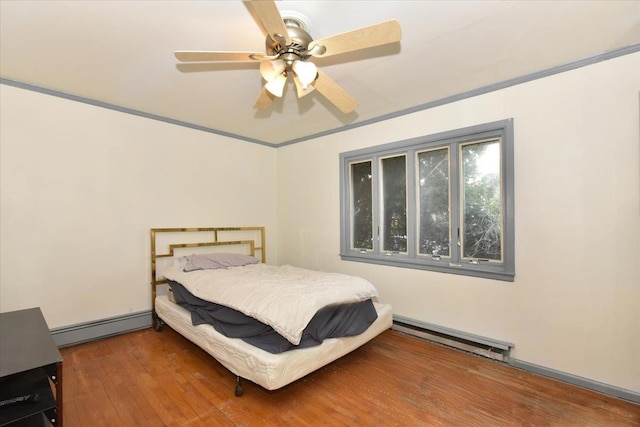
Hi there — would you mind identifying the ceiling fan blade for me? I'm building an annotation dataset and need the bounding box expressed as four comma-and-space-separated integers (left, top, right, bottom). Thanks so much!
175, 51, 265, 62
250, 0, 291, 45
312, 70, 358, 114
308, 20, 401, 58
254, 86, 275, 110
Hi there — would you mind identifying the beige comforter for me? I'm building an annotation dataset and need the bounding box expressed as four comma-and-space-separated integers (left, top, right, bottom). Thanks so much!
161, 264, 379, 345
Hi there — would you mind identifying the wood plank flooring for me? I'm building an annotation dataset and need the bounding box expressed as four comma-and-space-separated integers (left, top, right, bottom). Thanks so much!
59, 327, 639, 426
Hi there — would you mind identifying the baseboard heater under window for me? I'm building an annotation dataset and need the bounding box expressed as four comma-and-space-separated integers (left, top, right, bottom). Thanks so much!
392, 315, 514, 362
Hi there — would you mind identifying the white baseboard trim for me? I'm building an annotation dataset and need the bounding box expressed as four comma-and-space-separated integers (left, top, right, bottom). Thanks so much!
50, 310, 152, 348
510, 359, 639, 404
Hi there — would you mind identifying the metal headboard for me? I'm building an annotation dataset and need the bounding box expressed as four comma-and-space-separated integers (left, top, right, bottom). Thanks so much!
149, 226, 265, 321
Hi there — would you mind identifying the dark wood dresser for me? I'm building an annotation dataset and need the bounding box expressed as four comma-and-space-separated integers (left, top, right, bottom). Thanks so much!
0, 308, 63, 426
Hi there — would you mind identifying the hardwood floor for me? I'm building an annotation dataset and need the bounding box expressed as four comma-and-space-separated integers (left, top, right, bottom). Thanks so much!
60, 327, 639, 426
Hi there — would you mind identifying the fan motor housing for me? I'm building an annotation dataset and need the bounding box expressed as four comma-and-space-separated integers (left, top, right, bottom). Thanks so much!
266, 19, 313, 60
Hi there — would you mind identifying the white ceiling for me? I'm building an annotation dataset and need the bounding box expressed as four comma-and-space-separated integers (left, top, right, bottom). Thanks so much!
1, 1, 639, 146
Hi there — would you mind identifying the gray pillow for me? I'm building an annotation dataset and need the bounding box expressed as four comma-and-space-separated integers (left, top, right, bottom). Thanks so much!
179, 253, 260, 272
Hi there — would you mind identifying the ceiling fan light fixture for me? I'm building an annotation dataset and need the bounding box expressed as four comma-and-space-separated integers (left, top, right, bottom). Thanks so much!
259, 59, 286, 81
264, 73, 287, 97
293, 74, 315, 98
291, 60, 317, 89
174, 1, 402, 113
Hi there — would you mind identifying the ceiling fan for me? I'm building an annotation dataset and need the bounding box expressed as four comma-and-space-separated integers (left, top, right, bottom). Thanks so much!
174, 0, 402, 114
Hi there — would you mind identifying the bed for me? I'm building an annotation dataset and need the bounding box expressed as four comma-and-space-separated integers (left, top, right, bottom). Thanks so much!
150, 227, 393, 396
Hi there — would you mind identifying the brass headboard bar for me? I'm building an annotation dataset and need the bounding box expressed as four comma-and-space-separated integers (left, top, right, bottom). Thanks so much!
150, 226, 265, 327
168, 240, 254, 254
152, 227, 251, 232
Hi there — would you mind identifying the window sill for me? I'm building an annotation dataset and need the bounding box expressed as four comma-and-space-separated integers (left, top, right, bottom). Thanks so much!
340, 252, 515, 282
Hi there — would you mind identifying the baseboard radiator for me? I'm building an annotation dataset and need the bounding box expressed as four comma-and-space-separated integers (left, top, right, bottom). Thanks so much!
51, 310, 152, 348
392, 315, 514, 362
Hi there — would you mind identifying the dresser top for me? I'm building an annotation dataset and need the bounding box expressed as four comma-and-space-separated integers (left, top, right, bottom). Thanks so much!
0, 307, 62, 378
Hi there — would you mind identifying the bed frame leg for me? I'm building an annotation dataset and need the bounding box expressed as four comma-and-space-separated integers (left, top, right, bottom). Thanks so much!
152, 312, 164, 332
235, 376, 244, 397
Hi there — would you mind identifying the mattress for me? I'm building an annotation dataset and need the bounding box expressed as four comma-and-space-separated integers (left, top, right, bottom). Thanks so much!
155, 295, 393, 390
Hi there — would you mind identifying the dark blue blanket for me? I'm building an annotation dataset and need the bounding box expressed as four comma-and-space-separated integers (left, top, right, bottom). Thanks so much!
168, 280, 378, 354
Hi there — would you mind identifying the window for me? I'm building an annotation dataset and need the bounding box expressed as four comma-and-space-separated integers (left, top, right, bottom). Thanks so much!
340, 119, 514, 281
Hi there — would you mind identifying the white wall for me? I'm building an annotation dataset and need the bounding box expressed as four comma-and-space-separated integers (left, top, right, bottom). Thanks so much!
1, 52, 638, 395
277, 53, 640, 393
0, 85, 278, 328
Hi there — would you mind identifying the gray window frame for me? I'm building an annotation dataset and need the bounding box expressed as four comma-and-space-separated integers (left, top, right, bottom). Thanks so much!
339, 119, 515, 281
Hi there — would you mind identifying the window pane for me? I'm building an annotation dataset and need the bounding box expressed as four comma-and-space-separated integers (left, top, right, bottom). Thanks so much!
417, 148, 450, 256
461, 140, 502, 260
381, 156, 407, 252
350, 161, 373, 250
